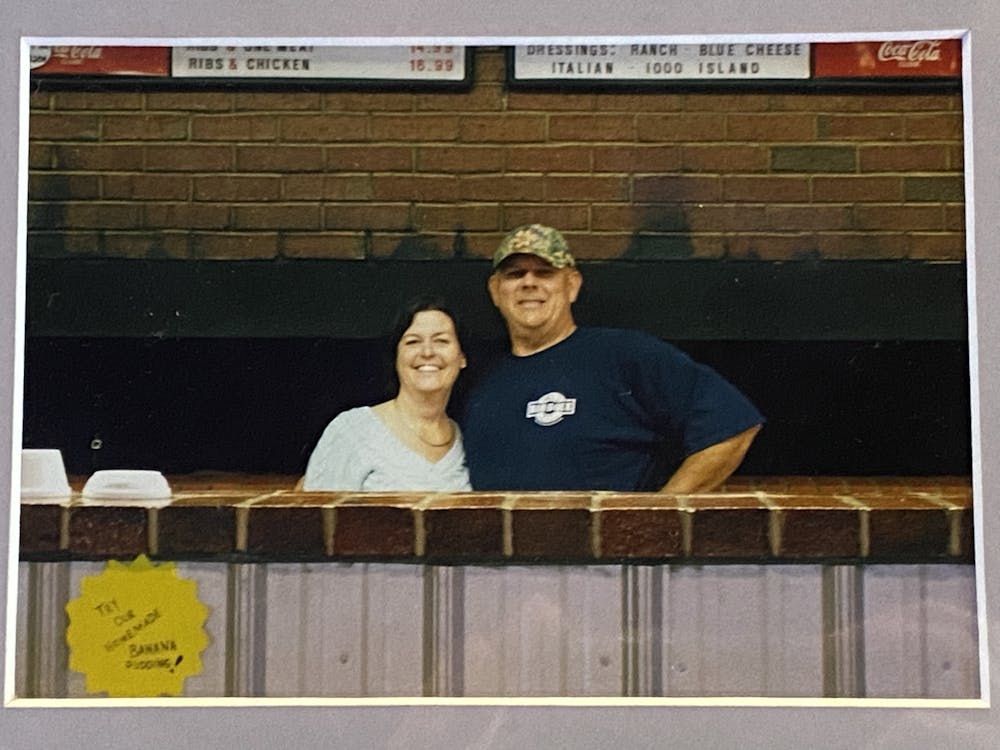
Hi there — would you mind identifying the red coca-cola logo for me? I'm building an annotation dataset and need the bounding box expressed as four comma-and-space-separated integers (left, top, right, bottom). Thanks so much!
877, 40, 942, 66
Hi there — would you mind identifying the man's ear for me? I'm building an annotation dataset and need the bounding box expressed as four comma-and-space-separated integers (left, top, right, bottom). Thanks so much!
567, 268, 583, 303
487, 273, 501, 307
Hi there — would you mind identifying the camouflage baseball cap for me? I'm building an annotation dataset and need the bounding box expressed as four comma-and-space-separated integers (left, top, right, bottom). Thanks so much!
492, 224, 576, 270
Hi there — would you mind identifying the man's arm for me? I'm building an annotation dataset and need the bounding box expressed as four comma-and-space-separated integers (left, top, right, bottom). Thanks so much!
659, 424, 761, 494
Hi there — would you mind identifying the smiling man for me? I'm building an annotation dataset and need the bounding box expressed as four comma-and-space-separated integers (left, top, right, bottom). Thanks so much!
461, 224, 764, 493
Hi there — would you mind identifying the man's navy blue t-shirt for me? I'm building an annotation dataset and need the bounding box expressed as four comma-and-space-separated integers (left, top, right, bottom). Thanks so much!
461, 327, 763, 491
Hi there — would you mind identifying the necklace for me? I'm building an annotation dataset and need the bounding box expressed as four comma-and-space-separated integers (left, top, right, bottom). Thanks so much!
392, 400, 454, 448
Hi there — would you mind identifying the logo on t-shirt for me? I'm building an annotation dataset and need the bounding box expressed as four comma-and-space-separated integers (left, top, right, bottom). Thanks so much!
525, 391, 577, 426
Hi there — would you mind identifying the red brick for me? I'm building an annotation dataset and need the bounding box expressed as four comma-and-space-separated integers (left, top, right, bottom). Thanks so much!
594, 93, 683, 112
504, 204, 590, 230
369, 233, 457, 259
191, 233, 280, 259
603, 203, 686, 232
30, 202, 141, 230
854, 204, 945, 231
29, 143, 52, 169
944, 204, 967, 232
372, 174, 461, 201
686, 496, 770, 558
246, 506, 326, 558
145, 145, 234, 171
506, 145, 593, 172
684, 204, 766, 232
681, 145, 768, 172
143, 203, 230, 230
459, 174, 544, 201
28, 231, 100, 258
235, 92, 323, 111
326, 145, 413, 171
68, 506, 148, 558
545, 175, 629, 202
54, 144, 144, 170
146, 92, 234, 112
370, 114, 459, 142
905, 113, 964, 139
103, 232, 191, 259
29, 113, 100, 140
283, 174, 372, 200
416, 86, 504, 112
764, 205, 853, 232
598, 496, 683, 559
817, 114, 905, 140
103, 115, 189, 141
157, 504, 237, 557
20, 505, 64, 555
460, 115, 546, 143
548, 114, 635, 141
280, 114, 368, 141
682, 93, 770, 112
422, 496, 506, 560
324, 203, 412, 231
333, 504, 416, 557
506, 92, 596, 111
416, 146, 504, 172
770, 94, 864, 113
634, 175, 721, 202
560, 233, 632, 260
236, 145, 324, 172
722, 176, 810, 202
865, 499, 951, 559
727, 113, 816, 142
510, 495, 593, 561
812, 176, 903, 202
772, 500, 861, 559
723, 235, 822, 260
473, 49, 506, 83
29, 173, 101, 200
592, 145, 678, 172
51, 91, 144, 110
104, 174, 191, 201
414, 204, 500, 231
323, 91, 414, 112
859, 144, 950, 172
909, 234, 967, 260
813, 233, 912, 260
282, 233, 365, 259
195, 175, 282, 201
191, 115, 278, 141
637, 113, 726, 142
861, 94, 960, 113
232, 204, 320, 230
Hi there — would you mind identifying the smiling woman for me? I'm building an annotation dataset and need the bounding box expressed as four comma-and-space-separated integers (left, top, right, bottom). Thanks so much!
300, 296, 471, 491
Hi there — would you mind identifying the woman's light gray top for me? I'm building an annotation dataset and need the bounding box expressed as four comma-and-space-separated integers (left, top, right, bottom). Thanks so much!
302, 406, 472, 491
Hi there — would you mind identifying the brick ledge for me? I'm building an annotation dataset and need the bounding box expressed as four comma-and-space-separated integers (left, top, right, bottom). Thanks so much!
18, 475, 974, 565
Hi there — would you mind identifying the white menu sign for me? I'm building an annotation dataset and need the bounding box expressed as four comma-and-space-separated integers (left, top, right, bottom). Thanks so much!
513, 42, 810, 81
172, 45, 466, 80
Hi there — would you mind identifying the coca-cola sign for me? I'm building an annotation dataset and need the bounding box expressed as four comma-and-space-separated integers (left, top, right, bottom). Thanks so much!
814, 39, 961, 78
30, 45, 170, 76
877, 40, 942, 66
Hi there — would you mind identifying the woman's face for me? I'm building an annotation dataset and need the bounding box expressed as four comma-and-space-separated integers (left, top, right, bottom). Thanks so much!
395, 309, 466, 396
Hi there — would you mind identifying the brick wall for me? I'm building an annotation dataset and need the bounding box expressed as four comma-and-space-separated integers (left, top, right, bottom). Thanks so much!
27, 47, 965, 261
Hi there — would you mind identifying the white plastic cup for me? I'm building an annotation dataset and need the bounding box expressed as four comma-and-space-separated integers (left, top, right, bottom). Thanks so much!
81, 469, 171, 500
20, 449, 72, 500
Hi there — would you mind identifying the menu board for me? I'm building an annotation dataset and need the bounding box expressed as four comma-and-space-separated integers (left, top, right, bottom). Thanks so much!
511, 42, 811, 82
171, 45, 466, 80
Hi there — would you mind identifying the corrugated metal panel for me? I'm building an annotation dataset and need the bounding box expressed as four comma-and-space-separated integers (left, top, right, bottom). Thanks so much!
863, 564, 979, 698
12, 561, 979, 699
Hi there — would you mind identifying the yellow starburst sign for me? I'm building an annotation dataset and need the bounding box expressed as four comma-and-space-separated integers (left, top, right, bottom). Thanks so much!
65, 555, 209, 697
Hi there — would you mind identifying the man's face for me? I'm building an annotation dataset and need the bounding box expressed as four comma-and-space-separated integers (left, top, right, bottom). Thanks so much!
488, 254, 582, 339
